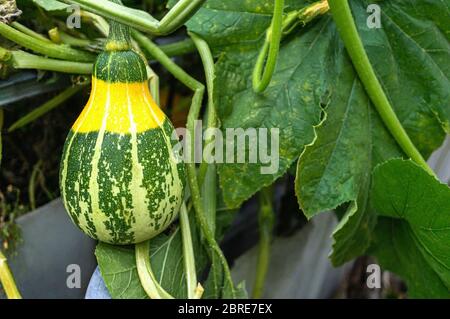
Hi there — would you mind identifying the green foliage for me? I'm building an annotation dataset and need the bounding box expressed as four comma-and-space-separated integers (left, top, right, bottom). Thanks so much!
371, 159, 450, 297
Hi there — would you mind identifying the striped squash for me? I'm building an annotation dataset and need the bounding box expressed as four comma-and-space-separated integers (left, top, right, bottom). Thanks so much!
59, 14, 185, 244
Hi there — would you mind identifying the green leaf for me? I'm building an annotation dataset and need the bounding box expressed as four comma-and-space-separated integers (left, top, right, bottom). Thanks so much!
33, 0, 69, 11
350, 0, 450, 158
370, 159, 450, 297
296, 0, 449, 264
185, 0, 449, 215
95, 244, 147, 299
96, 216, 208, 299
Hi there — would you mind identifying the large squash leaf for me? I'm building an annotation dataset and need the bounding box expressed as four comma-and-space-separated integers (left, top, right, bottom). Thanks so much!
184, 0, 450, 218
370, 159, 450, 297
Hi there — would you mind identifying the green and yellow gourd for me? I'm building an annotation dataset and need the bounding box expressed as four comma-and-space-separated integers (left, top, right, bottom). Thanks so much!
59, 13, 185, 244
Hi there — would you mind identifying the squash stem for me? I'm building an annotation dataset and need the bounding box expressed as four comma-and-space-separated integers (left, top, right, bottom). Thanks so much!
0, 22, 95, 62
190, 32, 239, 298
0, 48, 92, 74
135, 241, 174, 299
67, 0, 205, 36
10, 22, 51, 43
252, 186, 275, 299
328, 0, 435, 177
252, 0, 329, 93
0, 250, 22, 299
180, 203, 203, 299
252, 0, 284, 93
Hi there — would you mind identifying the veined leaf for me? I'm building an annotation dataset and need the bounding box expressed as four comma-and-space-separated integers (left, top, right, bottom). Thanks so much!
185, 0, 449, 216
371, 159, 450, 297
96, 215, 208, 299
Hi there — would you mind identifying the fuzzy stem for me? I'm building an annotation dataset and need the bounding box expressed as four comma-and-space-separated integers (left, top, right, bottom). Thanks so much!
328, 0, 434, 177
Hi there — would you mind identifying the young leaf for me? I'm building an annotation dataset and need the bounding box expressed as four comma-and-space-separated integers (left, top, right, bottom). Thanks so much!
371, 159, 450, 297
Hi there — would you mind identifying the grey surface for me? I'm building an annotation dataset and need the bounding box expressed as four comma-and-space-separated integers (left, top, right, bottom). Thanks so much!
1, 199, 96, 299
231, 213, 352, 298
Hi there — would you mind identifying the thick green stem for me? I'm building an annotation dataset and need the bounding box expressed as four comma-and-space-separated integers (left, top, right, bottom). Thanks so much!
252, 0, 284, 93
58, 30, 93, 48
252, 187, 275, 299
67, 0, 205, 36
135, 241, 174, 299
0, 250, 22, 299
0, 22, 95, 62
11, 22, 51, 43
8, 85, 85, 132
328, 0, 434, 177
2, 49, 92, 74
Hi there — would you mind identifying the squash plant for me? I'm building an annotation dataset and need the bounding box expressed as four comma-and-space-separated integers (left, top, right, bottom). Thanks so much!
0, 0, 449, 299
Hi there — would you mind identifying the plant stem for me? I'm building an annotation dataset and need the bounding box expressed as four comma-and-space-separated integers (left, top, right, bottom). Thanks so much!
159, 38, 196, 58
133, 30, 237, 297
58, 30, 93, 48
190, 32, 217, 187
2, 49, 92, 74
253, 0, 329, 93
135, 241, 174, 299
328, 0, 435, 177
11, 22, 51, 43
0, 22, 95, 62
67, 0, 205, 36
8, 84, 85, 132
252, 0, 284, 93
179, 202, 203, 299
252, 186, 275, 298
190, 32, 238, 298
0, 250, 22, 299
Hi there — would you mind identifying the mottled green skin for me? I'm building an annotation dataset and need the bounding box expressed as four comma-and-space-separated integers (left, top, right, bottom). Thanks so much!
94, 50, 148, 83
60, 119, 185, 244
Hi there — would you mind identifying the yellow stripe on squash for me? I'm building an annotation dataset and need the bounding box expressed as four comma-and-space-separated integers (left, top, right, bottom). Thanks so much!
72, 77, 166, 133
